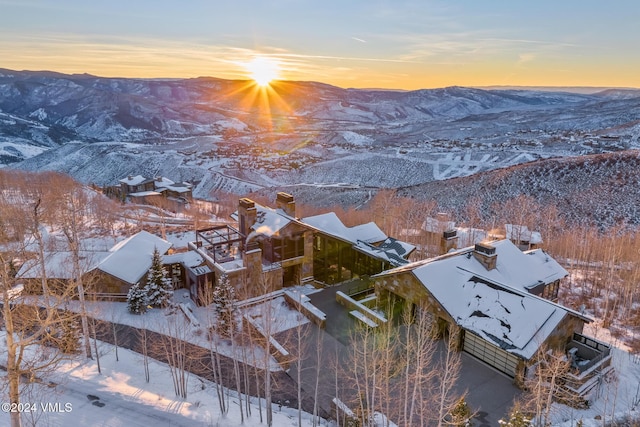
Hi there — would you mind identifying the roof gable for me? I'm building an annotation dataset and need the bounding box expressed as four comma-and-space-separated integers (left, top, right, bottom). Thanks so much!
415, 265, 565, 359
302, 212, 387, 244
97, 231, 172, 285
252, 205, 293, 237
378, 239, 580, 359
119, 175, 152, 186
17, 251, 110, 280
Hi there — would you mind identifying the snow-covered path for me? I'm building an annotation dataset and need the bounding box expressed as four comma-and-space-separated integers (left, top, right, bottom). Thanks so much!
1, 333, 328, 427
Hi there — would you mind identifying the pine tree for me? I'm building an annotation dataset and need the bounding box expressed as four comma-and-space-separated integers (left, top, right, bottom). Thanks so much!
498, 403, 532, 427
145, 247, 173, 308
127, 282, 148, 315
447, 397, 473, 426
212, 274, 237, 337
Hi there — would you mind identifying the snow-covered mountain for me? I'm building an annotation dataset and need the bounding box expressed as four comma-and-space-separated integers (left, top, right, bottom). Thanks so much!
2, 69, 640, 225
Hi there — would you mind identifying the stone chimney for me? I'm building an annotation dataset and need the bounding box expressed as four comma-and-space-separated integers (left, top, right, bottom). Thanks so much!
275, 192, 296, 217
243, 240, 263, 294
473, 242, 497, 270
440, 229, 458, 254
238, 198, 257, 237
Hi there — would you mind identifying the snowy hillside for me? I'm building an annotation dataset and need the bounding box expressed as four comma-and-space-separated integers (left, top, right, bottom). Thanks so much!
399, 150, 640, 228
2, 69, 640, 225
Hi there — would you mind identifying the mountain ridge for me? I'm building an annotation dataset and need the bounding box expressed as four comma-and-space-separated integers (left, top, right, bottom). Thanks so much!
2, 69, 640, 228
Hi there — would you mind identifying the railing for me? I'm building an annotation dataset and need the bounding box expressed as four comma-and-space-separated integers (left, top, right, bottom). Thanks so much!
86, 292, 128, 302
572, 333, 611, 353
344, 277, 373, 298
568, 333, 611, 374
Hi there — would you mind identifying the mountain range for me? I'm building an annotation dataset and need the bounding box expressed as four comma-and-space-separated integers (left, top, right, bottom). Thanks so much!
2, 69, 640, 227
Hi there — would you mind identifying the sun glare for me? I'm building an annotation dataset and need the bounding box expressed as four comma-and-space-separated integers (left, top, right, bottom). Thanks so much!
246, 57, 279, 87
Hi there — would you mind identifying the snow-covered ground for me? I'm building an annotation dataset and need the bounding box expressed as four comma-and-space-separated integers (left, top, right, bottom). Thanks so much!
62, 289, 284, 372
550, 347, 640, 426
0, 332, 329, 427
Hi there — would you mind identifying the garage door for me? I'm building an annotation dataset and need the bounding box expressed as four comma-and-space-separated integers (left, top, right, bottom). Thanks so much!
462, 331, 519, 378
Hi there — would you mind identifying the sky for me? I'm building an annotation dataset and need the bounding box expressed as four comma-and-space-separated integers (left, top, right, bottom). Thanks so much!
1, 0, 639, 90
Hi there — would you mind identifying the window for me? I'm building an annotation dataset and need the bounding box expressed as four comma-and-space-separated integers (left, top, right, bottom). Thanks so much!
283, 234, 304, 260
541, 280, 559, 301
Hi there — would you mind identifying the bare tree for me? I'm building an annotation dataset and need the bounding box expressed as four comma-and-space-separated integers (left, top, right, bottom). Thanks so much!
312, 324, 324, 427
1, 255, 81, 427
51, 175, 100, 359
200, 286, 229, 415
524, 348, 572, 427
212, 273, 244, 422
435, 326, 463, 427
137, 317, 151, 383
0, 171, 84, 427
156, 314, 193, 398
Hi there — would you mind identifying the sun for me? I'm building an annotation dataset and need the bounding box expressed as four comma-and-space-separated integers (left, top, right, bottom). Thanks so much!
245, 56, 279, 87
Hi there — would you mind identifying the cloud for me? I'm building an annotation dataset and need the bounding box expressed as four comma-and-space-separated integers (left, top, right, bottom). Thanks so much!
518, 53, 536, 64
352, 37, 367, 43
391, 31, 577, 64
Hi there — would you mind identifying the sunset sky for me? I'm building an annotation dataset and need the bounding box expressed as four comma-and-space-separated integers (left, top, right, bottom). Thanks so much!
1, 0, 638, 90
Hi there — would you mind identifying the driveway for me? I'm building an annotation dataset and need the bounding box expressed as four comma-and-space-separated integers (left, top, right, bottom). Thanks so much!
283, 285, 521, 426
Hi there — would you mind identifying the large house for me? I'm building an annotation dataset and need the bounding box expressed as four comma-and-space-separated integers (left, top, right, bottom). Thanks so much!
186, 192, 415, 302
107, 175, 193, 210
372, 239, 612, 400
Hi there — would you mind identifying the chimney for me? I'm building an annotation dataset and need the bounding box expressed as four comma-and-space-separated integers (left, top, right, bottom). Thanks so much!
440, 229, 458, 254
275, 192, 296, 217
473, 242, 497, 270
243, 241, 265, 296
128, 175, 133, 181
238, 198, 257, 237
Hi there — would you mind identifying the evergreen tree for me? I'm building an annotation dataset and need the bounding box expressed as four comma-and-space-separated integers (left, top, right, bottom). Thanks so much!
145, 247, 173, 308
212, 274, 237, 337
447, 397, 474, 426
498, 404, 532, 427
127, 282, 148, 315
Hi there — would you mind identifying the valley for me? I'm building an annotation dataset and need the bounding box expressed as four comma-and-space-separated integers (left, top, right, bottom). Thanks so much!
2, 69, 640, 228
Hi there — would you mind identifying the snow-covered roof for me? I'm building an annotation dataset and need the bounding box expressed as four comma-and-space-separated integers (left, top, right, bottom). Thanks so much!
163, 185, 191, 194
98, 231, 172, 285
375, 239, 580, 359
355, 238, 416, 267
422, 216, 456, 233
302, 213, 413, 266
252, 206, 294, 237
152, 176, 175, 187
119, 175, 152, 186
456, 240, 568, 291
129, 191, 162, 197
505, 224, 543, 244
455, 227, 489, 247
232, 201, 412, 266
302, 212, 387, 244
154, 177, 192, 193
420, 268, 567, 359
17, 251, 110, 280
163, 250, 204, 268
231, 203, 295, 238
